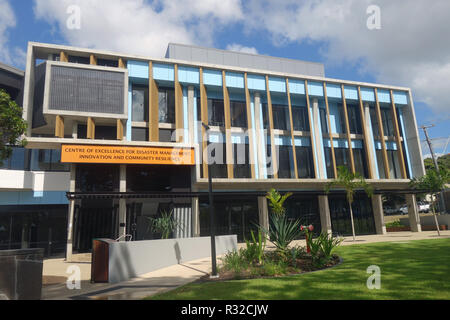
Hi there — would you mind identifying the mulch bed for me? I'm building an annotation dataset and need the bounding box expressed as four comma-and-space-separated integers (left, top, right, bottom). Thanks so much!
197, 254, 342, 283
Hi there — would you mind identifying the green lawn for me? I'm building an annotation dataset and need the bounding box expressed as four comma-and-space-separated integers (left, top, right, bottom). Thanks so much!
149, 238, 450, 300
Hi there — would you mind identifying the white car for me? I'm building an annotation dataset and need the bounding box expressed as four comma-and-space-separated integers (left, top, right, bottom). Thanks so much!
399, 205, 408, 215
417, 202, 430, 213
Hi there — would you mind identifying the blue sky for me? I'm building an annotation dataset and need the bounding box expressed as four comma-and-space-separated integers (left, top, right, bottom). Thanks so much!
1, 0, 449, 157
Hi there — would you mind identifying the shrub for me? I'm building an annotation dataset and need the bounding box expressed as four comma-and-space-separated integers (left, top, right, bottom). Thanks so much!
244, 229, 266, 265
219, 249, 249, 275
261, 259, 288, 277
262, 214, 303, 254
386, 220, 403, 228
308, 233, 343, 267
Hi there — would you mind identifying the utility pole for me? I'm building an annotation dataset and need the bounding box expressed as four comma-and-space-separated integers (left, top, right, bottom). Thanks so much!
420, 125, 446, 213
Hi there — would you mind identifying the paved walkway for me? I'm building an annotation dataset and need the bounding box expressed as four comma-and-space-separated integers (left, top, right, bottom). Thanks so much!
41, 231, 450, 300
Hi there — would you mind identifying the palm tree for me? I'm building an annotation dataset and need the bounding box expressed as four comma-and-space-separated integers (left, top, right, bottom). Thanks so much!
266, 188, 292, 217
325, 166, 373, 241
410, 168, 449, 236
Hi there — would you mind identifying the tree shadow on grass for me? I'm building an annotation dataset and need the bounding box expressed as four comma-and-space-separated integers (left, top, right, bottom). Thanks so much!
152, 239, 450, 300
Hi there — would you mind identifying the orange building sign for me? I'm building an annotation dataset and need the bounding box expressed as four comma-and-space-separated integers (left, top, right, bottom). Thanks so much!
61, 144, 195, 165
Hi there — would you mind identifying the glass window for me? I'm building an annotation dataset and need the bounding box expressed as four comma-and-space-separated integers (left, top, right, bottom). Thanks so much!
320, 108, 328, 133
353, 148, 368, 178
76, 164, 119, 192
334, 147, 352, 172
97, 58, 119, 68
296, 146, 314, 178
158, 87, 175, 124
0, 147, 29, 171
208, 99, 225, 127
376, 149, 386, 179
95, 126, 116, 140
347, 104, 362, 134
207, 142, 227, 178
381, 108, 394, 136
262, 103, 270, 130
30, 149, 69, 172
277, 145, 292, 178
159, 129, 176, 142
233, 143, 250, 178
292, 106, 309, 131
272, 104, 289, 130
132, 127, 148, 142
388, 150, 401, 179
230, 101, 247, 128
132, 86, 148, 122
68, 55, 90, 64
338, 104, 347, 134
370, 108, 380, 137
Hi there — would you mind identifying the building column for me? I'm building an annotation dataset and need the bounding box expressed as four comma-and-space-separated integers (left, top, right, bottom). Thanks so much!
253, 93, 266, 178
406, 194, 422, 232
191, 197, 200, 237
371, 194, 386, 234
258, 196, 269, 233
318, 195, 332, 235
312, 98, 326, 179
118, 165, 127, 240
66, 164, 76, 262
188, 86, 195, 144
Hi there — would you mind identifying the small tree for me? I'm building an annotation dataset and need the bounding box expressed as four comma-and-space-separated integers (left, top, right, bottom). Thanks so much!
325, 166, 373, 241
0, 89, 27, 166
147, 209, 180, 239
266, 188, 292, 216
410, 168, 449, 236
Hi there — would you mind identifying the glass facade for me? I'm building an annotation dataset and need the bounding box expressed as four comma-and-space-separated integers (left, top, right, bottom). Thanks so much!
158, 87, 175, 124
232, 143, 251, 178
132, 85, 148, 122
199, 196, 259, 242
296, 146, 314, 178
329, 194, 376, 236
292, 106, 309, 131
0, 205, 68, 257
230, 100, 247, 128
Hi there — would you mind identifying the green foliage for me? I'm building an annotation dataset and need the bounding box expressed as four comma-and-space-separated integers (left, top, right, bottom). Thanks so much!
424, 154, 450, 172
147, 209, 180, 239
220, 249, 248, 275
325, 166, 373, 205
266, 188, 292, 216
244, 229, 266, 265
410, 168, 449, 196
0, 89, 27, 166
260, 260, 288, 277
309, 233, 343, 266
385, 220, 403, 228
287, 245, 307, 261
261, 214, 303, 254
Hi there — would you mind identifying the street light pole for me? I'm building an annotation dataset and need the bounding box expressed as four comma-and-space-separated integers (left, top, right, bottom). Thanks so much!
202, 122, 218, 278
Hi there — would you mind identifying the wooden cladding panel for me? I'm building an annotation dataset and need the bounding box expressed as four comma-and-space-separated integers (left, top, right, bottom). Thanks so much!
357, 86, 374, 178
323, 83, 337, 178
286, 79, 298, 179
374, 88, 390, 179
304, 80, 318, 178
340, 84, 355, 174
390, 90, 408, 179
149, 61, 159, 142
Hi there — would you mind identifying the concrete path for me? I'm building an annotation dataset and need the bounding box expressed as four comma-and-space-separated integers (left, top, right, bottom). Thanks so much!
41, 231, 450, 300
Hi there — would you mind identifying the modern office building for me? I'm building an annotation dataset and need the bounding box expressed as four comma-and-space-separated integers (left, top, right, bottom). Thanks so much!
0, 42, 426, 259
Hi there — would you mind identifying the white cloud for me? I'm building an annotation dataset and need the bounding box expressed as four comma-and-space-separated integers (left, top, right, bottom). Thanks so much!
241, 0, 450, 115
33, 0, 243, 58
0, 0, 17, 65
225, 43, 258, 55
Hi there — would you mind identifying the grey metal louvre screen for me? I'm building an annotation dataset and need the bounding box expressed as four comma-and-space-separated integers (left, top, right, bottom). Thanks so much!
49, 65, 124, 114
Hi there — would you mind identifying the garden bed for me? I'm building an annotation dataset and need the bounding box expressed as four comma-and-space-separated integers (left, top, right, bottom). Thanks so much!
199, 253, 342, 282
